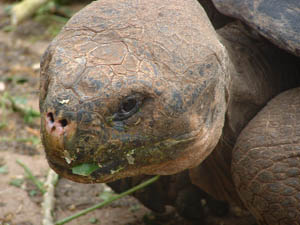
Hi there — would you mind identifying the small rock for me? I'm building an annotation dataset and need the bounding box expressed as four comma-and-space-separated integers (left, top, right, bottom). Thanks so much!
32, 63, 40, 71
0, 82, 5, 92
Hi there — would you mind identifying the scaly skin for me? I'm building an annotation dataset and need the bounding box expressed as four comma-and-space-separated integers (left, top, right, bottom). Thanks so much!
40, 0, 300, 223
232, 88, 300, 225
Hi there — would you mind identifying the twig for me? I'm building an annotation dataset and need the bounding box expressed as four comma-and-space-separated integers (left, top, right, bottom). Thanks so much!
11, 0, 51, 25
43, 169, 59, 225
16, 160, 46, 194
55, 175, 160, 225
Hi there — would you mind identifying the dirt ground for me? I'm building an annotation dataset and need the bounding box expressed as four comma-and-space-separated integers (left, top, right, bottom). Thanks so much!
0, 2, 257, 225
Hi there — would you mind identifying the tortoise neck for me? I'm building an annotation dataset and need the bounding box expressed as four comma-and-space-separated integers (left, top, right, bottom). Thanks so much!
191, 22, 300, 204
218, 22, 300, 139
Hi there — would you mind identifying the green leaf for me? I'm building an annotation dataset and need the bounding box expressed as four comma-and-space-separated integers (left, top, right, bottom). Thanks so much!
15, 76, 28, 84
4, 5, 12, 14
129, 204, 140, 212
0, 166, 8, 174
16, 137, 41, 146
72, 163, 99, 176
12, 96, 27, 105
24, 109, 41, 123
2, 25, 15, 32
0, 122, 7, 130
89, 218, 98, 224
9, 178, 24, 187
29, 190, 38, 196
99, 191, 116, 201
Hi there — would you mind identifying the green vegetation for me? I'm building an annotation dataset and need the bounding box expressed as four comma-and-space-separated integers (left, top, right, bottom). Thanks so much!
89, 218, 99, 224
72, 163, 99, 176
0, 165, 9, 174
0, 136, 41, 146
98, 190, 116, 201
17, 160, 46, 194
9, 178, 24, 187
55, 175, 160, 225
0, 92, 9, 129
9, 95, 40, 123
15, 160, 160, 225
0, 91, 40, 127
2, 0, 87, 38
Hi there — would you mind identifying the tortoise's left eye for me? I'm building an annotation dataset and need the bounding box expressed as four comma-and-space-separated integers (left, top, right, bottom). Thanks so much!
121, 98, 138, 113
113, 95, 142, 121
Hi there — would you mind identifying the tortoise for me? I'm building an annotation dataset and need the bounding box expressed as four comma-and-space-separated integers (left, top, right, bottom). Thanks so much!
39, 0, 300, 224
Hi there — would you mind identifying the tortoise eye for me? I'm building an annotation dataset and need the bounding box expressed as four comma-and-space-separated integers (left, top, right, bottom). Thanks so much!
121, 98, 137, 113
113, 95, 142, 121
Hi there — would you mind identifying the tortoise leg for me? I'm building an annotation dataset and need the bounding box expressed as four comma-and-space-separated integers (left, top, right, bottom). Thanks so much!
108, 171, 230, 222
232, 88, 300, 225
107, 175, 171, 213
107, 171, 206, 217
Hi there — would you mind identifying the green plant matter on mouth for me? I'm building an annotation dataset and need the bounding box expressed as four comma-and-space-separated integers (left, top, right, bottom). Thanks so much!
71, 163, 99, 176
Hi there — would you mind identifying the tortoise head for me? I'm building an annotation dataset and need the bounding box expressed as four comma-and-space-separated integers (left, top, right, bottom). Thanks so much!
40, 0, 230, 183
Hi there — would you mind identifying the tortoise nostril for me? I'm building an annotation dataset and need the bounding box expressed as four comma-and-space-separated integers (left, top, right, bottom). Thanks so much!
47, 112, 55, 123
46, 112, 68, 128
59, 119, 68, 127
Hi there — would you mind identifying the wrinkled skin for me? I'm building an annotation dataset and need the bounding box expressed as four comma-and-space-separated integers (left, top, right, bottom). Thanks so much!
40, 0, 229, 183
40, 0, 300, 224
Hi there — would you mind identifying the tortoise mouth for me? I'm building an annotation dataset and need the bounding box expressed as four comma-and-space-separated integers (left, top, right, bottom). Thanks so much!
47, 153, 158, 184
45, 132, 201, 183
46, 154, 117, 183
45, 145, 135, 183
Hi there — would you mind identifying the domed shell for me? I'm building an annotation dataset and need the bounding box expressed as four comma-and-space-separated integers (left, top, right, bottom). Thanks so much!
212, 0, 300, 56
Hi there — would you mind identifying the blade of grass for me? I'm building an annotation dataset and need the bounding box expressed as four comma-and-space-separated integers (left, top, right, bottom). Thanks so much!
55, 175, 160, 225
16, 160, 46, 194
8, 95, 40, 123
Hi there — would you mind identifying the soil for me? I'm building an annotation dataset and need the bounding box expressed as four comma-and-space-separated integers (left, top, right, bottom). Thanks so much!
0, 2, 256, 225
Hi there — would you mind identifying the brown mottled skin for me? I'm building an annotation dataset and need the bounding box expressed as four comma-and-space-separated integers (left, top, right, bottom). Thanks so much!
39, 0, 300, 224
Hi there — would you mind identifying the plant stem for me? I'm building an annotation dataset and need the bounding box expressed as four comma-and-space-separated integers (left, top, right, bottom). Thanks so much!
55, 175, 160, 225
